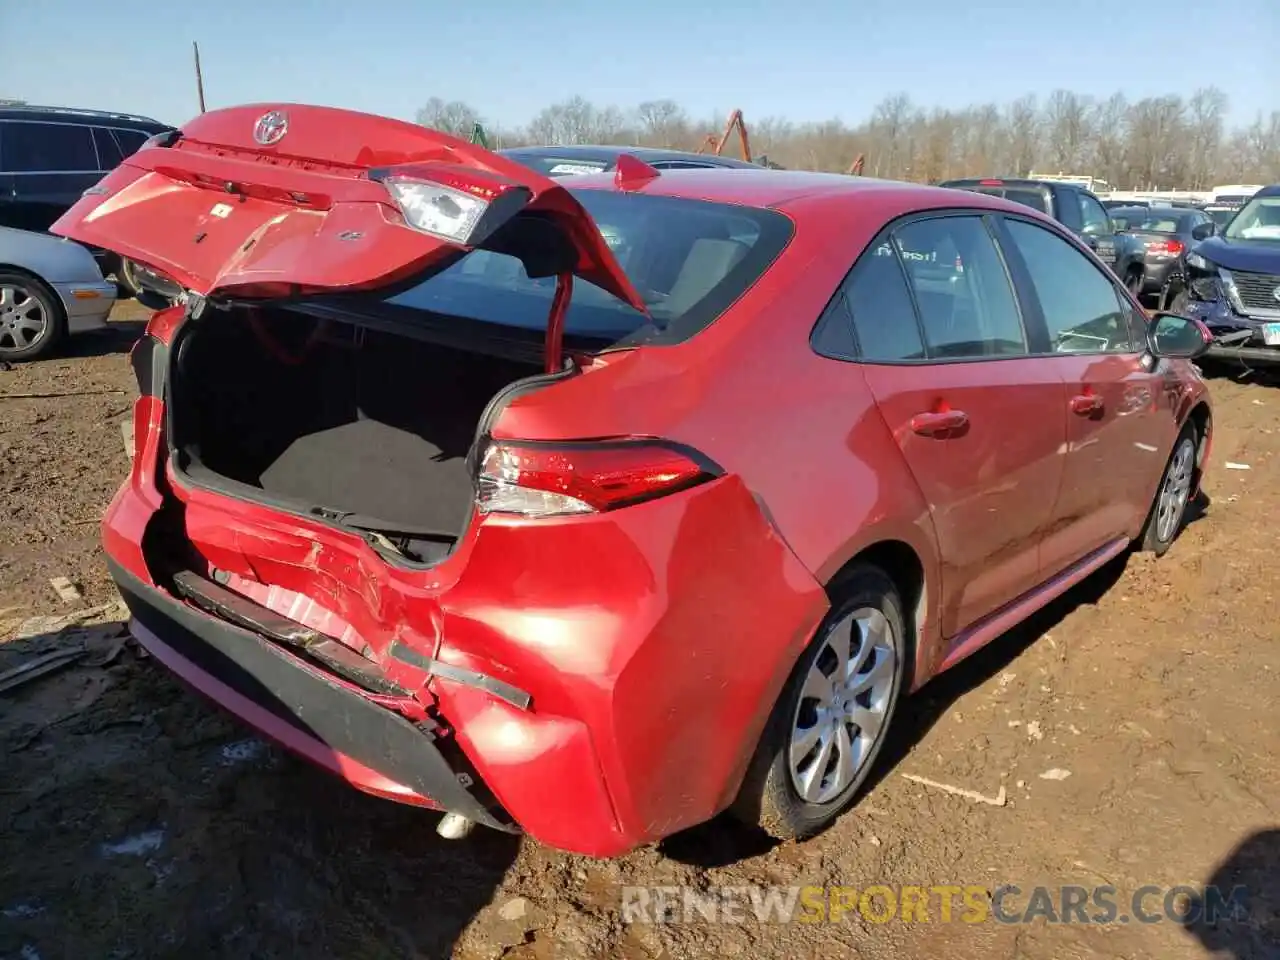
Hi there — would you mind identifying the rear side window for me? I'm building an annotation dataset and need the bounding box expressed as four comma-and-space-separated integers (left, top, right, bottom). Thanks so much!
1003, 219, 1135, 353
380, 191, 793, 348
112, 128, 149, 157
844, 246, 925, 361
2, 122, 98, 172
92, 127, 124, 168
893, 217, 1026, 358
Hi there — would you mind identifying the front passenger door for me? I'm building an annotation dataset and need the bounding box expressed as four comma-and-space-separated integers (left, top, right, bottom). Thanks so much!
997, 216, 1169, 577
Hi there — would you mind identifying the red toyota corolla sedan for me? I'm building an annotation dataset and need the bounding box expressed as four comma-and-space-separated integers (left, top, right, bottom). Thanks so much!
53, 104, 1212, 858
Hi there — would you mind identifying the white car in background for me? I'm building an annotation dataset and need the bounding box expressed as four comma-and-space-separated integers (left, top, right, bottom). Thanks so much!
0, 226, 117, 361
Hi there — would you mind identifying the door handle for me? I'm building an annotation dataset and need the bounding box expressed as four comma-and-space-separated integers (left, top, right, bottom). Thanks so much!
1070, 394, 1104, 416
910, 410, 969, 436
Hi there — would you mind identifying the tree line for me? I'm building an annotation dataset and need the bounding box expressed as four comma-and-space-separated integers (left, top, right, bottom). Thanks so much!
418, 88, 1280, 190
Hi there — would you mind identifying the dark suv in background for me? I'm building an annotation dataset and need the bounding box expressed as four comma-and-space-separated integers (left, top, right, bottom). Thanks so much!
939, 177, 1148, 295
0, 105, 174, 292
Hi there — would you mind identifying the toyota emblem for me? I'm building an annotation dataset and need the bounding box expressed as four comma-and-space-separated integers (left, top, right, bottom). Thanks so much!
252, 110, 288, 146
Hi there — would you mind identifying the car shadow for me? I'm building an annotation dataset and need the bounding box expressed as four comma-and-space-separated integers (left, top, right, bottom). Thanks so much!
1198, 359, 1280, 388
61, 318, 147, 358
0, 619, 521, 959
662, 551, 1134, 868
1184, 828, 1280, 958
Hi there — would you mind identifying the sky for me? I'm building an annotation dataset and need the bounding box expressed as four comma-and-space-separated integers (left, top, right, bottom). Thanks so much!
4, 0, 1278, 132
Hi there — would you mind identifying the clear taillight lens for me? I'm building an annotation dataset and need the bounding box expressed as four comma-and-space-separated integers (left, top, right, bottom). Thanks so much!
383, 178, 490, 244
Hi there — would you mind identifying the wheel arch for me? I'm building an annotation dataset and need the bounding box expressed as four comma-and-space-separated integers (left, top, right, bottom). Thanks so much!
0, 265, 68, 324
1184, 399, 1212, 490
824, 538, 931, 690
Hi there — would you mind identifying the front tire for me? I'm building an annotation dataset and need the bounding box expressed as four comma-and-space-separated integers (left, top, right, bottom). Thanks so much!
731, 564, 907, 839
0, 272, 65, 362
1137, 424, 1198, 556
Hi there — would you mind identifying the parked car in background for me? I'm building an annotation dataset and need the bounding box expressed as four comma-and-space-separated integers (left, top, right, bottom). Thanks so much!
1108, 205, 1215, 302
1202, 202, 1244, 230
54, 104, 1213, 857
938, 177, 1147, 293
1172, 184, 1280, 366
0, 104, 174, 295
499, 144, 773, 176
1104, 198, 1150, 210
0, 226, 116, 360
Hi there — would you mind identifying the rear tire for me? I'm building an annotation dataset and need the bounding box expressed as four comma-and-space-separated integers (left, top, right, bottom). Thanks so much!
730, 564, 907, 839
1137, 424, 1198, 556
1125, 266, 1144, 299
0, 271, 66, 362
115, 258, 142, 299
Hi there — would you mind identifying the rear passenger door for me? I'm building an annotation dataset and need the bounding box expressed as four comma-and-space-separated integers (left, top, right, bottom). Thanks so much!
996, 215, 1167, 575
846, 213, 1067, 639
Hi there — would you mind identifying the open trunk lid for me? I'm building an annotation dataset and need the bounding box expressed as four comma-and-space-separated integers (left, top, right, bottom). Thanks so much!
50, 103, 646, 316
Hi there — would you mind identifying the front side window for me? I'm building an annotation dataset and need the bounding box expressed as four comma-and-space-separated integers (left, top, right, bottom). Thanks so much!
1003, 218, 1135, 354
1078, 193, 1111, 236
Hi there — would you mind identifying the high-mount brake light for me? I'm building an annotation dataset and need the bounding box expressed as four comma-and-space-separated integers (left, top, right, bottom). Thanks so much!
476, 440, 718, 518
375, 164, 533, 246
978, 179, 1004, 186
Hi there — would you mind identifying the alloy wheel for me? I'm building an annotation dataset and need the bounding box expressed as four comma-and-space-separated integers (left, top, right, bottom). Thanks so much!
0, 284, 49, 354
788, 607, 897, 805
1156, 437, 1195, 543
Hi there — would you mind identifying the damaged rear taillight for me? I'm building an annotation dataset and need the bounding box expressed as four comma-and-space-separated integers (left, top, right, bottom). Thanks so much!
476, 440, 719, 518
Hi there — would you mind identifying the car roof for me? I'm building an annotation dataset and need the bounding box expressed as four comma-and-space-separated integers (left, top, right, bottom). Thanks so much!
561, 167, 1040, 217
1253, 184, 1280, 199
500, 144, 760, 169
1111, 205, 1188, 215
0, 104, 171, 131
940, 177, 1066, 190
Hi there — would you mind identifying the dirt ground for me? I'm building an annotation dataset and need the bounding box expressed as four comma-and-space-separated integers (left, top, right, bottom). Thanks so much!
1, 305, 1277, 960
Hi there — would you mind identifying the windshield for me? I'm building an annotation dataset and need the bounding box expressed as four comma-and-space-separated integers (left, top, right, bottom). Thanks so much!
1223, 196, 1280, 241
377, 190, 793, 348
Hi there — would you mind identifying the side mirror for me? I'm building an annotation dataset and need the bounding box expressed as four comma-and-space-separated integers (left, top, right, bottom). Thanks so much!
1146, 311, 1212, 360
1191, 222, 1216, 241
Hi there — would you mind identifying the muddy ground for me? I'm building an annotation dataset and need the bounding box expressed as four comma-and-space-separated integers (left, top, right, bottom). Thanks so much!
1, 305, 1277, 960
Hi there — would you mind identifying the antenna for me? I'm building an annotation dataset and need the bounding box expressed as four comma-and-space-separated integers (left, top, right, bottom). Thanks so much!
193, 41, 207, 113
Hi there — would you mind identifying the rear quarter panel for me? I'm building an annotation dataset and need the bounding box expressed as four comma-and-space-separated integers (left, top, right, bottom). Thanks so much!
493, 191, 946, 684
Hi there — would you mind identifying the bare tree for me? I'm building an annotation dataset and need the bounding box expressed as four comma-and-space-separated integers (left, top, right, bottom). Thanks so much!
1043, 90, 1094, 172
1186, 87, 1228, 189
635, 100, 690, 147
1005, 95, 1041, 177
414, 97, 483, 138
413, 88, 1280, 186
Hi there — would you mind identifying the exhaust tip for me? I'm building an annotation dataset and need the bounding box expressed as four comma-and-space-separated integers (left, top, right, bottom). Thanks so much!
437, 812, 476, 840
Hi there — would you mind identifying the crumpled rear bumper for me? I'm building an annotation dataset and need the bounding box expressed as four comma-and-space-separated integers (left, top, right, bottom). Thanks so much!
108, 557, 516, 831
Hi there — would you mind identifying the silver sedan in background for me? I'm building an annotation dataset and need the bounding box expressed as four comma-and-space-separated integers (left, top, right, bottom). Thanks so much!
0, 226, 117, 361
